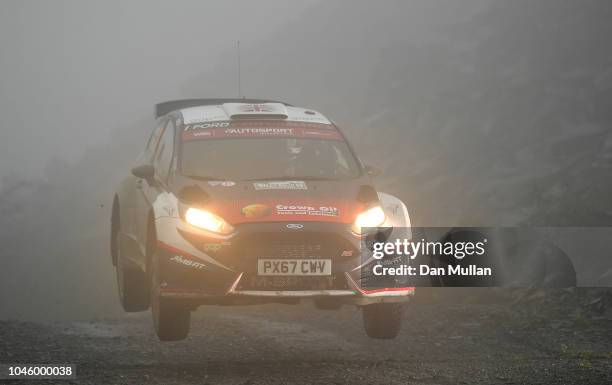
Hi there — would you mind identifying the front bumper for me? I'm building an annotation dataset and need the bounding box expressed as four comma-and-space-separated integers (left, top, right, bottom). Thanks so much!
155, 217, 414, 305
159, 271, 414, 305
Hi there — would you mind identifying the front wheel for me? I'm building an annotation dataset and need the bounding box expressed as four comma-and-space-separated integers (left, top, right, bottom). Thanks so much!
361, 303, 405, 339
115, 233, 149, 312
150, 252, 191, 341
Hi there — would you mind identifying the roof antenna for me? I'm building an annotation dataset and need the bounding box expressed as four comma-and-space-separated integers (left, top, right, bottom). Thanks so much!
236, 40, 242, 99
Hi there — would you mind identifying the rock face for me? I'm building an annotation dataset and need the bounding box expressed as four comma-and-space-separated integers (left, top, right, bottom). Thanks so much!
360, 0, 612, 226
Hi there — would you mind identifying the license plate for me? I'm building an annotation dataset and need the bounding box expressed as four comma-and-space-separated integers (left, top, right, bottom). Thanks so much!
257, 259, 332, 276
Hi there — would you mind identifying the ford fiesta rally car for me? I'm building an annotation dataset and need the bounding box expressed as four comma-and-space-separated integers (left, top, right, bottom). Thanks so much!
110, 99, 414, 341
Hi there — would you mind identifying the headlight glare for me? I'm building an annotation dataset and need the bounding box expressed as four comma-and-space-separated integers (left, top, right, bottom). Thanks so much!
351, 206, 387, 235
184, 207, 234, 235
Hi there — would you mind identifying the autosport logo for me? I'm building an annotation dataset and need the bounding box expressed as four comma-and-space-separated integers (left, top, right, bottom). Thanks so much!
181, 124, 344, 142
224, 128, 293, 136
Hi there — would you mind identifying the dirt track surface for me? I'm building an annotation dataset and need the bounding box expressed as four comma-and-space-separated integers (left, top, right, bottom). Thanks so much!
1, 298, 611, 385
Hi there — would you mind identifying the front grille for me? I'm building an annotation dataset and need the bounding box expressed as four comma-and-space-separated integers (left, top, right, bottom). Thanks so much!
226, 232, 356, 270
263, 243, 323, 258
243, 232, 350, 257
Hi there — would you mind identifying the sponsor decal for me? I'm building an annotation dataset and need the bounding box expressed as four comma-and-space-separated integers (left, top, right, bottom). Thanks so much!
276, 204, 339, 217
303, 130, 338, 138
181, 121, 343, 142
241, 204, 272, 218
253, 181, 307, 191
190, 130, 214, 139
200, 241, 230, 253
214, 199, 360, 225
224, 127, 293, 136
170, 255, 205, 270
184, 122, 231, 131
289, 115, 330, 123
286, 223, 304, 230
202, 243, 222, 252
208, 180, 236, 187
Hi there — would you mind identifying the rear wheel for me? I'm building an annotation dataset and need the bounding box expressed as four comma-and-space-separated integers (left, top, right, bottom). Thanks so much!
110, 197, 120, 265
115, 233, 149, 312
150, 251, 191, 341
362, 303, 405, 339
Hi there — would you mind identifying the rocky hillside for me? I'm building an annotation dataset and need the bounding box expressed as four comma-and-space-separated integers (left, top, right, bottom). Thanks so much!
185, 0, 612, 225
361, 0, 612, 225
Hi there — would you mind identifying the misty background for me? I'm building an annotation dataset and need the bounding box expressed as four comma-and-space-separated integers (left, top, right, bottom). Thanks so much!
1, 0, 611, 319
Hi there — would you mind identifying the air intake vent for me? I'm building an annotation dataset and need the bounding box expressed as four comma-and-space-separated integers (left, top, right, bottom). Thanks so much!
223, 103, 289, 120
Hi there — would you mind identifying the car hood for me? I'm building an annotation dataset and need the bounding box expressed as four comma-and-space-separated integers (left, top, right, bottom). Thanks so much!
173, 177, 378, 225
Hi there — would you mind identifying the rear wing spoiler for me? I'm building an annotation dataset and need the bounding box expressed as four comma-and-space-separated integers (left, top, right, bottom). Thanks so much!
155, 98, 292, 118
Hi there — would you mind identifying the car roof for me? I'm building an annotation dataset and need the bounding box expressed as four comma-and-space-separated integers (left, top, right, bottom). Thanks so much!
182, 103, 332, 125
155, 98, 292, 118
156, 99, 332, 126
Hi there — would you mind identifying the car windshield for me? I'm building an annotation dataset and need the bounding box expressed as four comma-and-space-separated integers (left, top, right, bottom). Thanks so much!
180, 137, 361, 181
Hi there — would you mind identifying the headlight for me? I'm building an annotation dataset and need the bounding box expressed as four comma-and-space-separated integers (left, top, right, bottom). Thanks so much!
184, 207, 234, 235
351, 205, 387, 235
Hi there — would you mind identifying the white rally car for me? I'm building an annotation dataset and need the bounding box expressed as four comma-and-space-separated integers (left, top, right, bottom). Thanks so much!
110, 99, 414, 341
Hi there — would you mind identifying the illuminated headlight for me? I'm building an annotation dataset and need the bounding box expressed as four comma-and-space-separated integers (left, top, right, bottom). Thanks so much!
351, 206, 387, 235
184, 207, 234, 235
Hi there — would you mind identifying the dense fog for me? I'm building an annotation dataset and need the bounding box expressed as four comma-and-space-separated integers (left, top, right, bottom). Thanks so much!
1, 0, 611, 319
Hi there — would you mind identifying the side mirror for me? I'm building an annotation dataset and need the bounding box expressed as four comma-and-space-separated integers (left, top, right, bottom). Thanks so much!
364, 165, 382, 178
131, 164, 155, 182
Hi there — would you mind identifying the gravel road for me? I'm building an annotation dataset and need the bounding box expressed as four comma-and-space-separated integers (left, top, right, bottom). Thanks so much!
1, 291, 611, 384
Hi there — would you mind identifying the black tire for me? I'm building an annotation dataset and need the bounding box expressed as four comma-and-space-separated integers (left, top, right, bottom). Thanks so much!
116, 233, 150, 312
110, 197, 120, 266
362, 303, 404, 339
150, 252, 191, 341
